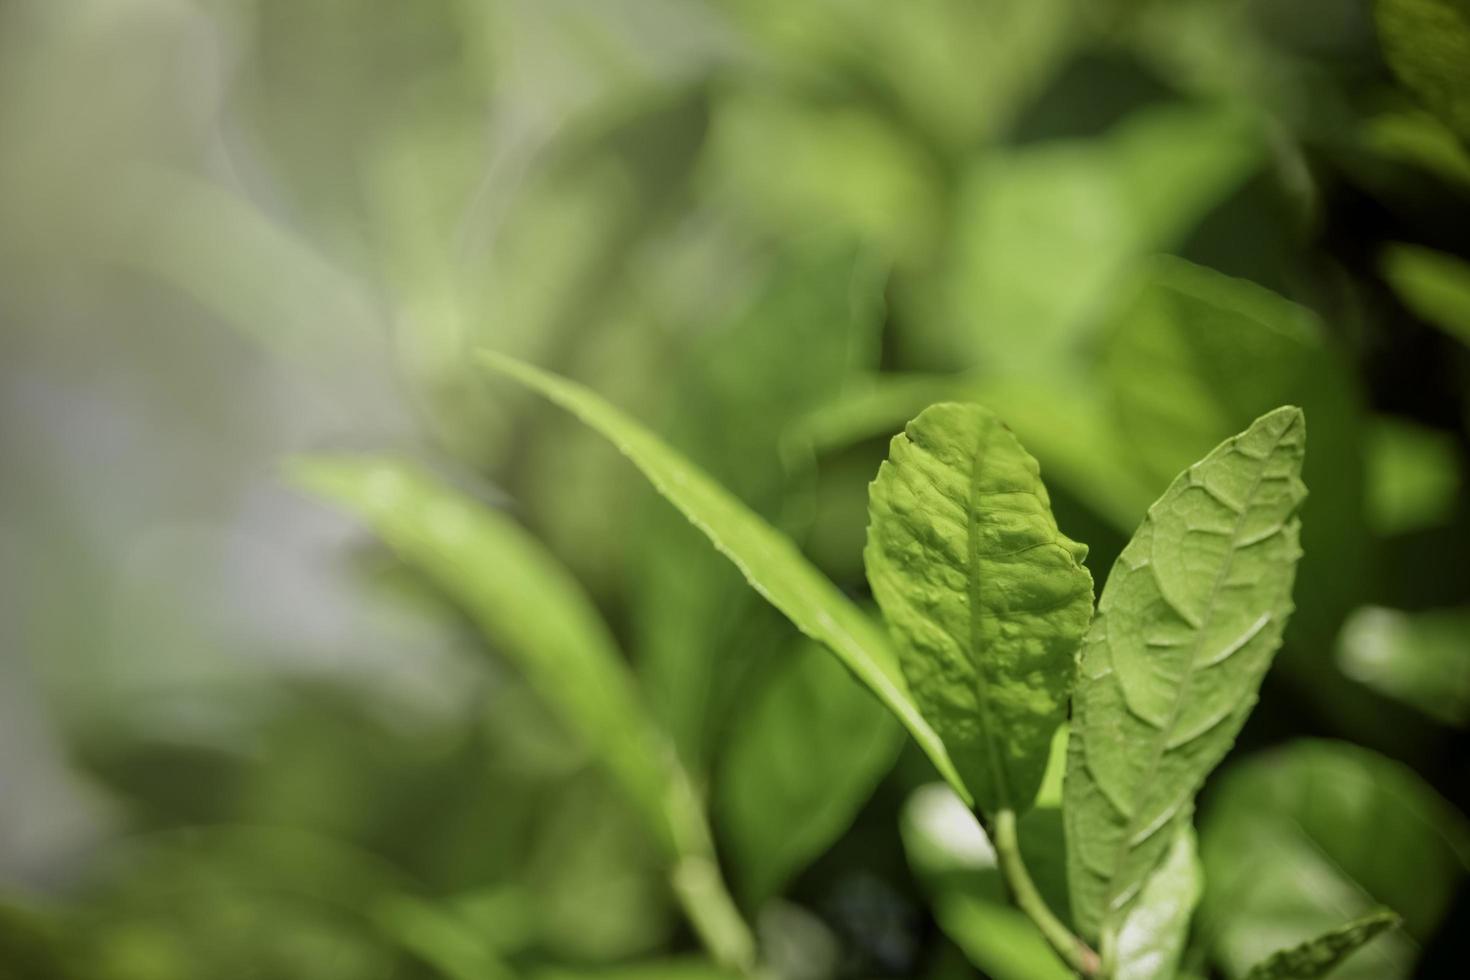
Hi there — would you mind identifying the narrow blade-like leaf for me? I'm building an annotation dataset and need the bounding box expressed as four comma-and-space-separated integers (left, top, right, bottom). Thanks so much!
290, 457, 683, 853
478, 351, 970, 802
1242, 910, 1401, 980
1064, 407, 1307, 946
866, 403, 1093, 814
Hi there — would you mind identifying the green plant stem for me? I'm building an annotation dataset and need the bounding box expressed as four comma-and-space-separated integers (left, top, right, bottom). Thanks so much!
991, 808, 1101, 978
671, 854, 758, 975
664, 771, 759, 976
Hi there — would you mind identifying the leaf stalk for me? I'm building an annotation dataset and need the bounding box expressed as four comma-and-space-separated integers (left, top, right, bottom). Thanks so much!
991, 807, 1101, 978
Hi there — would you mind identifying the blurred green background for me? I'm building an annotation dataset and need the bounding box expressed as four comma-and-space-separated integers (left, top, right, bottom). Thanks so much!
2, 1, 1469, 978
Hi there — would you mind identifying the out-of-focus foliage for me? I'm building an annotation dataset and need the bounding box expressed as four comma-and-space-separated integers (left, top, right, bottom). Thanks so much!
3, 0, 1470, 978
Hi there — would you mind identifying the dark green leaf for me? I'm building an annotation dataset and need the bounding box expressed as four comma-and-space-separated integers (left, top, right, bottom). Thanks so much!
1242, 910, 1401, 980
1200, 740, 1470, 980
1064, 407, 1307, 946
1377, 0, 1470, 142
1337, 605, 1470, 726
479, 352, 970, 802
866, 403, 1093, 814
716, 637, 903, 905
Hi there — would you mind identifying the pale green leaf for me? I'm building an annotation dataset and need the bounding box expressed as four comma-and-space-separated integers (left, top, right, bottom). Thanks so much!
1242, 910, 1401, 980
1337, 605, 1470, 726
1200, 740, 1470, 980
291, 457, 686, 855
1377, 0, 1470, 142
716, 637, 903, 905
1113, 824, 1202, 980
866, 403, 1093, 814
1064, 407, 1307, 946
478, 352, 970, 802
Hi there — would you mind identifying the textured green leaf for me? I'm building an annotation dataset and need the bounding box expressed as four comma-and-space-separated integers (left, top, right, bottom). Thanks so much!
1242, 910, 1401, 980
1377, 0, 1470, 142
866, 403, 1093, 815
716, 637, 903, 905
1064, 407, 1307, 947
1200, 740, 1470, 980
1336, 605, 1470, 726
479, 352, 970, 802
290, 457, 684, 854
901, 784, 1071, 980
1113, 824, 1202, 980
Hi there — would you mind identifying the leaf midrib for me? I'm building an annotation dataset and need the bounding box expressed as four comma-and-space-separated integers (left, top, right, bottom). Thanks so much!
967, 416, 1015, 811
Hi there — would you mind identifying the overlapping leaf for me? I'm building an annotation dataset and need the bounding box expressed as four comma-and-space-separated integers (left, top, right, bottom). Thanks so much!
866, 403, 1093, 815
1064, 407, 1307, 947
479, 352, 969, 802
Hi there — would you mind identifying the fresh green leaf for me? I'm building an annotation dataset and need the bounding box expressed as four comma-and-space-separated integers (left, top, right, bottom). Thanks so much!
865, 402, 1093, 815
1241, 910, 1401, 980
901, 784, 1071, 980
1337, 605, 1470, 726
1064, 407, 1307, 946
478, 351, 970, 802
716, 637, 903, 905
1377, 0, 1470, 142
1113, 824, 1202, 980
290, 457, 685, 854
1200, 740, 1470, 979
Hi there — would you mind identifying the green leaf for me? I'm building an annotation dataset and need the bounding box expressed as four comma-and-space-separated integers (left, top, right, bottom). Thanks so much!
1113, 824, 1202, 980
1241, 910, 1401, 980
1199, 740, 1470, 980
1381, 242, 1470, 348
1064, 407, 1307, 947
1377, 0, 1470, 142
1336, 605, 1470, 726
865, 403, 1093, 815
1365, 417, 1463, 535
478, 351, 970, 803
926, 104, 1261, 373
716, 637, 903, 905
290, 457, 684, 854
901, 784, 1071, 980
637, 242, 884, 772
